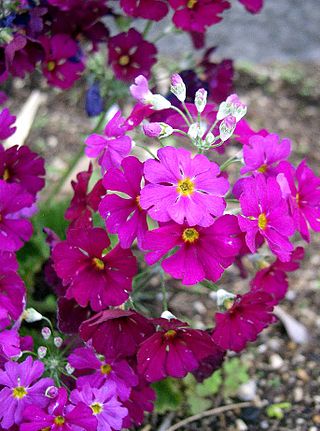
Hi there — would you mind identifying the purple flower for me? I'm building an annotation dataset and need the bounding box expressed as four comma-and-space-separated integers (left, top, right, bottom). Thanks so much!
143, 215, 241, 285
122, 381, 156, 428
238, 0, 263, 13
108, 29, 157, 82
140, 146, 229, 226
85, 111, 132, 171
0, 329, 21, 364
0, 181, 34, 252
120, 0, 169, 21
0, 356, 53, 429
212, 290, 274, 352
57, 297, 93, 335
68, 347, 138, 401
70, 384, 128, 431
52, 227, 137, 311
234, 118, 268, 145
130, 75, 171, 110
0, 264, 25, 330
238, 175, 295, 261
85, 82, 104, 118
0, 108, 16, 140
137, 318, 216, 382
241, 134, 291, 175
99, 156, 148, 249
191, 344, 225, 382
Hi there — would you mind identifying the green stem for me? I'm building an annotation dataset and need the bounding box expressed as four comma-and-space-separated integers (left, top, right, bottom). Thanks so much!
172, 129, 190, 138
160, 269, 168, 311
207, 118, 219, 135
135, 144, 156, 158
170, 105, 191, 127
182, 101, 194, 123
220, 155, 242, 171
143, 20, 153, 38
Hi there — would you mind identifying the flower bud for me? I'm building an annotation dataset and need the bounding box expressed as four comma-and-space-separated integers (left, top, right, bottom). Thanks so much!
45, 386, 59, 399
54, 337, 63, 348
150, 94, 171, 110
216, 289, 236, 310
143, 122, 173, 139
161, 310, 176, 320
65, 363, 75, 375
219, 115, 236, 141
41, 327, 51, 340
188, 123, 200, 140
195, 88, 207, 113
37, 346, 47, 359
23, 308, 43, 323
217, 94, 247, 122
170, 73, 186, 102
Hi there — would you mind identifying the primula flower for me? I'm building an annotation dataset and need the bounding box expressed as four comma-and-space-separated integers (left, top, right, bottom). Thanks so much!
276, 160, 320, 242
0, 108, 16, 140
0, 356, 53, 429
99, 156, 148, 249
234, 118, 268, 146
191, 343, 226, 382
0, 144, 45, 196
241, 134, 291, 175
108, 29, 157, 81
40, 34, 85, 89
137, 318, 216, 382
57, 297, 93, 334
0, 265, 25, 330
120, 0, 169, 21
52, 227, 137, 311
122, 380, 156, 428
0, 329, 21, 364
169, 0, 230, 33
85, 111, 132, 171
79, 309, 154, 359
238, 174, 295, 262
212, 290, 274, 352
21, 387, 97, 431
70, 384, 128, 431
130, 75, 171, 110
68, 346, 138, 401
143, 215, 241, 285
65, 163, 105, 229
0, 181, 34, 252
140, 146, 229, 226
238, 0, 263, 13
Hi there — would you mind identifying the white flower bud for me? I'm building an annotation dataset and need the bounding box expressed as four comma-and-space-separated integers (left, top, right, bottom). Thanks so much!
23, 308, 43, 323
195, 88, 207, 113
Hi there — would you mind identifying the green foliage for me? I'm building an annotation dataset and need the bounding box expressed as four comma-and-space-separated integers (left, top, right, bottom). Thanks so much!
266, 402, 292, 420
153, 378, 183, 414
223, 357, 250, 396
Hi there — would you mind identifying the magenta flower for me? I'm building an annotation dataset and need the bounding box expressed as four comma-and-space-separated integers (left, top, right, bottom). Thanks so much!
191, 343, 225, 382
0, 181, 34, 252
85, 111, 132, 171
52, 227, 137, 311
120, 0, 169, 21
234, 118, 268, 145
169, 0, 230, 33
137, 318, 216, 382
21, 387, 97, 431
212, 290, 274, 352
70, 384, 128, 431
57, 297, 93, 334
276, 160, 320, 242
238, 174, 295, 262
68, 346, 138, 401
251, 247, 304, 305
65, 163, 105, 229
99, 156, 148, 249
0, 356, 53, 429
47, 0, 78, 9
0, 144, 45, 196
79, 309, 155, 359
143, 215, 241, 285
238, 0, 263, 13
0, 329, 21, 364
240, 134, 291, 175
108, 29, 157, 81
40, 34, 85, 89
0, 265, 25, 330
140, 146, 229, 226
122, 381, 156, 428
0, 108, 16, 140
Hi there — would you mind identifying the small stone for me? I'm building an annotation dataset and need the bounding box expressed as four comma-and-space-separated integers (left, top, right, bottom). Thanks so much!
297, 418, 305, 425
270, 354, 284, 370
240, 407, 261, 423
238, 380, 257, 401
294, 387, 304, 402
309, 427, 318, 431
193, 301, 206, 314
296, 368, 309, 382
313, 414, 320, 425
236, 419, 248, 431
260, 420, 269, 430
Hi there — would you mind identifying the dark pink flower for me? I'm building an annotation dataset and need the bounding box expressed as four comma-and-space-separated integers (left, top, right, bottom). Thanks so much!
79, 309, 155, 359
85, 111, 132, 171
0, 109, 16, 140
140, 146, 229, 226
0, 265, 25, 330
0, 92, 7, 105
0, 181, 34, 252
0, 144, 45, 196
238, 0, 263, 13
47, 0, 78, 9
212, 290, 274, 352
122, 381, 156, 428
40, 34, 85, 89
52, 227, 137, 311
65, 163, 105, 229
57, 297, 93, 334
108, 29, 157, 81
191, 343, 225, 382
143, 215, 241, 285
169, 0, 230, 33
238, 174, 294, 262
234, 118, 268, 145
99, 156, 148, 249
120, 0, 169, 21
137, 318, 217, 382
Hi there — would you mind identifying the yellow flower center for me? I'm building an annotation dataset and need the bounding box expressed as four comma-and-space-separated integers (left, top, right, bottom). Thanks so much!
177, 177, 195, 196
136, 195, 143, 211
100, 364, 112, 375
54, 416, 65, 426
296, 192, 300, 206
47, 61, 56, 72
164, 329, 177, 340
92, 257, 105, 271
187, 0, 197, 8
2, 168, 10, 181
119, 55, 130, 66
12, 386, 27, 399
258, 213, 268, 230
91, 402, 103, 415
42, 428, 51, 431
182, 227, 199, 244
257, 163, 268, 173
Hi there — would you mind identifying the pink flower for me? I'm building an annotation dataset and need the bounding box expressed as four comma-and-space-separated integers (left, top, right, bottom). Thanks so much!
108, 29, 157, 81
0, 108, 16, 140
85, 111, 132, 171
169, 0, 230, 33
234, 118, 268, 145
238, 174, 295, 262
238, 0, 263, 13
241, 134, 291, 175
99, 156, 148, 249
137, 318, 216, 382
191, 343, 225, 382
52, 227, 137, 311
40, 34, 85, 89
140, 146, 229, 226
143, 215, 241, 285
129, 75, 171, 110
0, 264, 25, 330
120, 0, 169, 21
57, 297, 93, 334
122, 381, 156, 428
212, 290, 274, 352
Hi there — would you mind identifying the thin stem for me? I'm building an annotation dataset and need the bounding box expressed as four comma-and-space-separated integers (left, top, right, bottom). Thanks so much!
172, 129, 190, 138
170, 105, 191, 127
182, 101, 194, 124
135, 144, 156, 158
160, 269, 168, 311
220, 154, 242, 171
207, 118, 219, 135
143, 21, 153, 38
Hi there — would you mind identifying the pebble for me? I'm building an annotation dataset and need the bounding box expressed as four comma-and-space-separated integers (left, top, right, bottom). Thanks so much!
312, 414, 320, 425
270, 354, 284, 369
236, 419, 248, 431
260, 420, 269, 429
193, 301, 206, 314
296, 368, 310, 382
294, 387, 304, 402
238, 380, 257, 401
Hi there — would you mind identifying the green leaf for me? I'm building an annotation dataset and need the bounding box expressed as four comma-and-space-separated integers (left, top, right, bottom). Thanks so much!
188, 394, 212, 415
153, 378, 183, 414
196, 370, 222, 397
266, 402, 292, 420
223, 358, 250, 397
